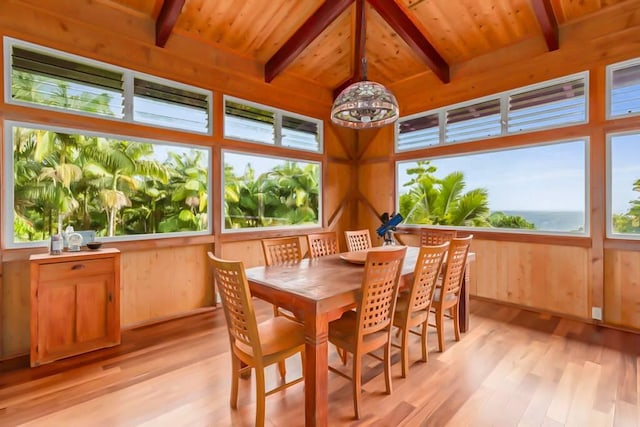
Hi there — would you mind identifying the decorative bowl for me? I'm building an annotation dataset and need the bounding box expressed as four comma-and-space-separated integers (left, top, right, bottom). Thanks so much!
86, 241, 103, 250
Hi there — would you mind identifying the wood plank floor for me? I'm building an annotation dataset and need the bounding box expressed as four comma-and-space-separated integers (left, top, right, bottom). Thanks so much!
1, 298, 640, 426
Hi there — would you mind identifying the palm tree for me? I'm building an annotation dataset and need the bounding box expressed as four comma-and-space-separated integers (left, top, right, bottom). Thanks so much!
399, 161, 490, 227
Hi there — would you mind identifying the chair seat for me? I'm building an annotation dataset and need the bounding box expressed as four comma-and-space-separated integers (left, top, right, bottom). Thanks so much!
433, 286, 457, 303
329, 310, 389, 353
236, 316, 305, 357
393, 293, 428, 326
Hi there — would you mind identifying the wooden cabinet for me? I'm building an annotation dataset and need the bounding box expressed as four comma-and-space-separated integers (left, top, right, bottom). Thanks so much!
30, 248, 120, 367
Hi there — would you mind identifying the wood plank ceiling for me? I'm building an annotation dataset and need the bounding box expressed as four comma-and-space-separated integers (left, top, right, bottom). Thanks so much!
100, 0, 630, 93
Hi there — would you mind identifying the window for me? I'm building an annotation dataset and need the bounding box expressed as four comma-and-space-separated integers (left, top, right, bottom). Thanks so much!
397, 139, 588, 234
607, 58, 640, 118
5, 122, 211, 248
396, 112, 440, 151
446, 98, 501, 142
5, 37, 212, 134
224, 96, 323, 153
608, 132, 640, 238
395, 73, 588, 151
223, 151, 321, 230
508, 77, 586, 132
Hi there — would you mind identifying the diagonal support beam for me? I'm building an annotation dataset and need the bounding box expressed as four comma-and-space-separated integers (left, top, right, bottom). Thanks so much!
265, 0, 354, 83
530, 0, 559, 51
367, 0, 449, 84
156, 0, 186, 47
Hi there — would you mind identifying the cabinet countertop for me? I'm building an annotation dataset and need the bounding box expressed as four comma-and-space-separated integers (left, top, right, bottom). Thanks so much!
29, 248, 120, 263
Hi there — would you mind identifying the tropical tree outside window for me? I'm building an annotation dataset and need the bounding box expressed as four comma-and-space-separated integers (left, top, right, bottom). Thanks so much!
397, 140, 587, 234
609, 132, 640, 238
6, 123, 210, 247
223, 151, 321, 230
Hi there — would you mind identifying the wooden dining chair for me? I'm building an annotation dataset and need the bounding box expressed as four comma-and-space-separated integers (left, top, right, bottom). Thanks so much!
208, 253, 305, 427
260, 237, 303, 349
431, 235, 473, 352
306, 231, 339, 258
261, 236, 303, 266
419, 228, 457, 246
344, 229, 372, 252
328, 247, 407, 419
392, 242, 448, 378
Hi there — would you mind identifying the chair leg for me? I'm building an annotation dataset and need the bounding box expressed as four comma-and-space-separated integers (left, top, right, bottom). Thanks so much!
255, 367, 266, 427
337, 345, 348, 365
400, 326, 410, 378
420, 321, 429, 363
383, 341, 393, 395
278, 360, 286, 379
230, 353, 240, 409
452, 305, 461, 342
352, 352, 362, 420
436, 308, 446, 352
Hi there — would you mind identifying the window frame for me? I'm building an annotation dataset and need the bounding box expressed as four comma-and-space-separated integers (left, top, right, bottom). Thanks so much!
4, 37, 213, 135
606, 56, 640, 120
4, 120, 213, 249
223, 95, 323, 153
220, 149, 323, 234
395, 72, 589, 152
395, 137, 591, 237
606, 130, 640, 240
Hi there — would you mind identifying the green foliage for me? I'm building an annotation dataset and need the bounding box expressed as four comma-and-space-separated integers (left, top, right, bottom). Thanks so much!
612, 178, 640, 234
12, 127, 209, 241
223, 159, 320, 229
399, 160, 539, 230
488, 212, 535, 229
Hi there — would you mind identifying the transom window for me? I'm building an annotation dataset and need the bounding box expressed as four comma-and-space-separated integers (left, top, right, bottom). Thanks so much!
607, 57, 640, 119
224, 96, 323, 153
396, 73, 587, 151
5, 37, 212, 135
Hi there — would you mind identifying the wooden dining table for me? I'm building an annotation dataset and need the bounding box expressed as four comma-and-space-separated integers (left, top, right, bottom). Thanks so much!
244, 245, 475, 427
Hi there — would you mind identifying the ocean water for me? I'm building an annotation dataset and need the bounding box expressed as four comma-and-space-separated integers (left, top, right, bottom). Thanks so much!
497, 210, 585, 232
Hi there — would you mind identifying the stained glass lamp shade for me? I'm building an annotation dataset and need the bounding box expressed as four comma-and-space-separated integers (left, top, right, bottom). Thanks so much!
331, 80, 399, 129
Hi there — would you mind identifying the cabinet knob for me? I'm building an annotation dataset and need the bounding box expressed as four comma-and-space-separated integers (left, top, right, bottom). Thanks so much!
71, 264, 86, 270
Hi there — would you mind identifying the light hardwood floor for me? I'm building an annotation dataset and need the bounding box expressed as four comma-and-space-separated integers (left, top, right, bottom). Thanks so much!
1, 298, 639, 426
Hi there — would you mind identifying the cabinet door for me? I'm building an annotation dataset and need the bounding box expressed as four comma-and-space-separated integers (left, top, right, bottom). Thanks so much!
36, 273, 116, 364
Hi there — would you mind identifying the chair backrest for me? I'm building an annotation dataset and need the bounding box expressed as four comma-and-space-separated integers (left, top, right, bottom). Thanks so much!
345, 229, 372, 252
207, 253, 262, 358
407, 242, 449, 312
307, 231, 339, 258
439, 235, 473, 300
357, 247, 407, 339
420, 228, 457, 246
261, 237, 303, 266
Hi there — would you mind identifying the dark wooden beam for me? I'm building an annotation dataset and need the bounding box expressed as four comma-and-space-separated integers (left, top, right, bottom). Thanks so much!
367, 0, 449, 84
265, 0, 354, 83
530, 0, 559, 51
155, 0, 186, 47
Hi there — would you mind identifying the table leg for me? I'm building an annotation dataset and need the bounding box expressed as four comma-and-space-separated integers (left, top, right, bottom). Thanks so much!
459, 266, 470, 333
304, 311, 329, 427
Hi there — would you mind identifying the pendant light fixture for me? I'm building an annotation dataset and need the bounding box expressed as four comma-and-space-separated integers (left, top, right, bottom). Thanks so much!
331, 1, 399, 129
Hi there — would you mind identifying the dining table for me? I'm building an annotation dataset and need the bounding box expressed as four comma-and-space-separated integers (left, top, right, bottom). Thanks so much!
244, 245, 475, 427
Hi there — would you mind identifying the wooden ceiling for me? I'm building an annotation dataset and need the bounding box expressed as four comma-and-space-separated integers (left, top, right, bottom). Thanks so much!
99, 0, 629, 92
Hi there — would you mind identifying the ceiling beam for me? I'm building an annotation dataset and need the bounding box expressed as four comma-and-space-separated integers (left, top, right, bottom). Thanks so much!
530, 0, 559, 51
155, 0, 186, 47
265, 0, 354, 83
367, 0, 449, 84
